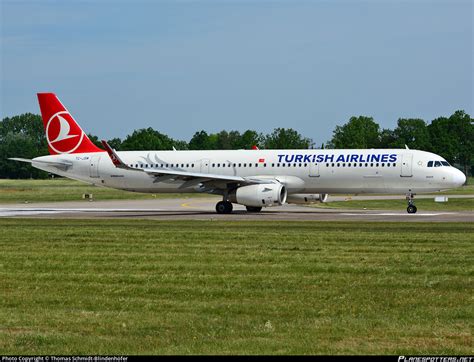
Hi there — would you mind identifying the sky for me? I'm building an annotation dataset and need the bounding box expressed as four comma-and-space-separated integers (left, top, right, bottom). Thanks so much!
1, 0, 472, 146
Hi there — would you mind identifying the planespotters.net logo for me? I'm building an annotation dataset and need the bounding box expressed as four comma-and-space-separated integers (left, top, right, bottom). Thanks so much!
46, 111, 85, 154
399, 357, 473, 362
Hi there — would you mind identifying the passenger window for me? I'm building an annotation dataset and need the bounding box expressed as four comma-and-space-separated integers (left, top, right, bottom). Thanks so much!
427, 161, 433, 167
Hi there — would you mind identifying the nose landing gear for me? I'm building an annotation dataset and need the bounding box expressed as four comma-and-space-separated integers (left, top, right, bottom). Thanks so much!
406, 193, 417, 214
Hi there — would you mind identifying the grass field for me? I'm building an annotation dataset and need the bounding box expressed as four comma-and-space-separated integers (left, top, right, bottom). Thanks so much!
0, 219, 472, 355
315, 198, 474, 212
0, 179, 204, 204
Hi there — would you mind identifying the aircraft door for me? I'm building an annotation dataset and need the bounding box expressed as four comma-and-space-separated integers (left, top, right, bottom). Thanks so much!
400, 153, 413, 177
89, 155, 101, 178
309, 163, 320, 177
200, 159, 210, 174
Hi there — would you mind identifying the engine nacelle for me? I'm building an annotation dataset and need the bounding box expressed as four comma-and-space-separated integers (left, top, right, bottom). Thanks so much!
286, 193, 328, 204
230, 183, 287, 207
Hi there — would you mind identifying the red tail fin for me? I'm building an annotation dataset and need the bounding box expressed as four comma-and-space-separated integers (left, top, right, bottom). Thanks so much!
37, 93, 102, 155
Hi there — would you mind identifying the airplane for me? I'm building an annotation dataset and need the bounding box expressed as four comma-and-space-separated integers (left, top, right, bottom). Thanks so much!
10, 93, 466, 214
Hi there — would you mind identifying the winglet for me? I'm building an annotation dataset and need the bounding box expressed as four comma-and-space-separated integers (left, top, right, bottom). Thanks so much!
101, 140, 127, 168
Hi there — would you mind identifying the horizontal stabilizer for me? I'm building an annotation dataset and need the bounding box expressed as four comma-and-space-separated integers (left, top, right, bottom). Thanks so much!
8, 158, 33, 163
9, 157, 72, 169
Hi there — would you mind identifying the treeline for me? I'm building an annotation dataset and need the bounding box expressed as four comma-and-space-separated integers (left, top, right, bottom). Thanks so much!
0, 110, 472, 179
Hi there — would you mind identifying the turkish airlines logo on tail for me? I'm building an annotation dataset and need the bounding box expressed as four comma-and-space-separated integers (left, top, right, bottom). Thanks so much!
46, 111, 85, 154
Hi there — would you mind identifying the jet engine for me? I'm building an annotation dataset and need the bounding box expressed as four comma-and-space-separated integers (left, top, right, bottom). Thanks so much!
229, 183, 287, 207
286, 193, 328, 204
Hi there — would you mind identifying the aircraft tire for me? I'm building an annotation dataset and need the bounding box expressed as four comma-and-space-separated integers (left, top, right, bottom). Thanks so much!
216, 201, 233, 214
407, 205, 417, 214
246, 206, 262, 213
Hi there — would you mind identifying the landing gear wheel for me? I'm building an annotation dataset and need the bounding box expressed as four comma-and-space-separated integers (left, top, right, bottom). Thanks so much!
246, 206, 262, 213
406, 193, 417, 214
407, 205, 417, 214
216, 201, 233, 214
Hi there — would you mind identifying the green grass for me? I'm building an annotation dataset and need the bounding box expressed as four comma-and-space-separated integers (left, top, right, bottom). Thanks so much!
0, 220, 472, 355
317, 198, 474, 212
0, 179, 208, 204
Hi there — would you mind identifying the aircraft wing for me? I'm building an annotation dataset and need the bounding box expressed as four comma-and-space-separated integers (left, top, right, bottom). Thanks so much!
101, 140, 275, 187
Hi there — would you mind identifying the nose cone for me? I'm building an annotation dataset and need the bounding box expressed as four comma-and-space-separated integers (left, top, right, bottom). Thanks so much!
452, 169, 466, 187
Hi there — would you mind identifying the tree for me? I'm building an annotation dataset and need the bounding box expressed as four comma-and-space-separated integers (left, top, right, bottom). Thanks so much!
428, 110, 473, 177
107, 137, 123, 150
239, 130, 264, 149
391, 118, 431, 150
329, 116, 380, 149
0, 114, 49, 178
216, 130, 242, 150
264, 128, 311, 149
188, 130, 214, 150
120, 127, 180, 151
378, 128, 397, 148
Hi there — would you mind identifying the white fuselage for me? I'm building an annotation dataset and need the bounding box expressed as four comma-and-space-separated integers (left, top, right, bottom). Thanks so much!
30, 149, 465, 196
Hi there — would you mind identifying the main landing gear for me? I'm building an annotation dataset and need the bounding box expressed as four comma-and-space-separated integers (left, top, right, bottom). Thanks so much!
215, 201, 263, 214
406, 193, 417, 214
216, 200, 233, 214
246, 206, 262, 213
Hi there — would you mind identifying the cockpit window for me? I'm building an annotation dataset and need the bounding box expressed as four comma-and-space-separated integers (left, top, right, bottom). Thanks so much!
428, 160, 450, 167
